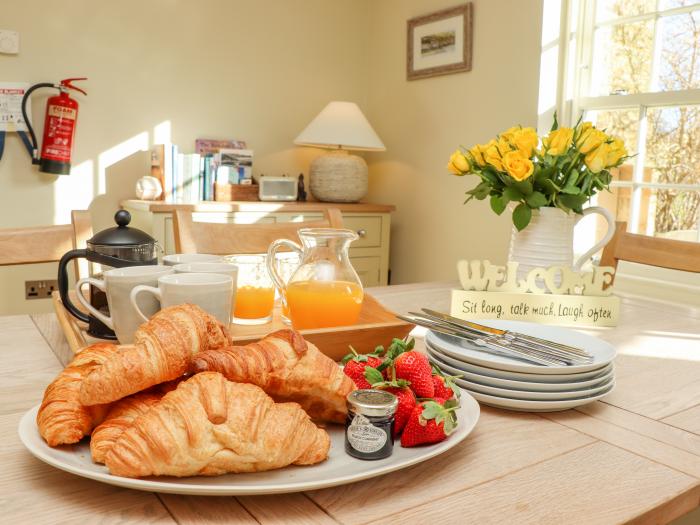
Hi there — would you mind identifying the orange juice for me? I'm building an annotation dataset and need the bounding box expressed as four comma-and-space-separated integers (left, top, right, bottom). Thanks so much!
234, 285, 275, 319
286, 280, 363, 330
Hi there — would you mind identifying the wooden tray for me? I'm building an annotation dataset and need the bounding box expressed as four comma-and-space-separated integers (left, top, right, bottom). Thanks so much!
230, 293, 414, 361
53, 290, 413, 362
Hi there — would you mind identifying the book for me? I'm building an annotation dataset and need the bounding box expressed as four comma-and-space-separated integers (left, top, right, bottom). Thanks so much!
195, 138, 247, 156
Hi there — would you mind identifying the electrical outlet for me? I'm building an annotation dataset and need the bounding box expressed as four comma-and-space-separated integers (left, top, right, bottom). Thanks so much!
25, 279, 58, 300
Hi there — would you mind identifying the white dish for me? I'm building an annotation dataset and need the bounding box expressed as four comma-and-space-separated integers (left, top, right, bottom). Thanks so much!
19, 398, 480, 496
463, 383, 615, 412
426, 321, 616, 375
426, 344, 613, 384
427, 347, 615, 392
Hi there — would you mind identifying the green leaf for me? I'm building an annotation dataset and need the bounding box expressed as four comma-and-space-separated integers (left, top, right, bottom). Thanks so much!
513, 180, 533, 196
512, 203, 532, 231
525, 191, 548, 208
550, 111, 559, 132
479, 169, 499, 185
490, 195, 507, 215
558, 193, 588, 212
420, 401, 443, 420
560, 184, 581, 195
503, 186, 524, 202
538, 178, 561, 195
363, 366, 384, 386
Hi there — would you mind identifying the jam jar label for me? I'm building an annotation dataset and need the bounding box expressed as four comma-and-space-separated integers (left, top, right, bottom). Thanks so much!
347, 414, 387, 453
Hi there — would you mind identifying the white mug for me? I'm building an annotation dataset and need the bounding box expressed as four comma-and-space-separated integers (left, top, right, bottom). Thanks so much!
163, 253, 221, 266
130, 273, 234, 325
173, 262, 239, 314
75, 265, 174, 343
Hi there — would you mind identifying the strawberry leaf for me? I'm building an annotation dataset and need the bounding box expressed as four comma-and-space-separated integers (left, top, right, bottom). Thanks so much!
443, 412, 458, 435
420, 401, 444, 420
364, 366, 384, 386
341, 345, 365, 364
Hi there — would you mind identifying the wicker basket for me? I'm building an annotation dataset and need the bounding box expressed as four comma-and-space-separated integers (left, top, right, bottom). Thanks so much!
214, 183, 259, 202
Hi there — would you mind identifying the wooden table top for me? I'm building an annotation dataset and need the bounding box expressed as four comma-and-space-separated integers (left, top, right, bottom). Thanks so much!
5, 282, 700, 524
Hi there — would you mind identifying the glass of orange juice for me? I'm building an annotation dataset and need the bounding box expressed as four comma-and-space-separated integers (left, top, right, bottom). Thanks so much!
225, 254, 275, 325
267, 228, 364, 330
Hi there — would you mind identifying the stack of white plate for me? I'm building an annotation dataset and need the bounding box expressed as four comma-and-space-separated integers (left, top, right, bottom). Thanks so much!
425, 320, 616, 412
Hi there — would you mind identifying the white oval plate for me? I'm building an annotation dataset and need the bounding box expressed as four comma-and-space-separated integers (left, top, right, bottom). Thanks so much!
19, 398, 479, 496
426, 344, 613, 384
427, 346, 614, 393
463, 383, 615, 412
426, 321, 616, 375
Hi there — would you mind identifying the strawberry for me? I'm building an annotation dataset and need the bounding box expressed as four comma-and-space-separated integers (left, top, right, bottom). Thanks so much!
400, 398, 459, 447
394, 351, 435, 398
386, 386, 416, 437
341, 346, 385, 389
431, 365, 461, 400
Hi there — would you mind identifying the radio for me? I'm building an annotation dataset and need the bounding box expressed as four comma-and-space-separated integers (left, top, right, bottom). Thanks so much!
258, 175, 298, 201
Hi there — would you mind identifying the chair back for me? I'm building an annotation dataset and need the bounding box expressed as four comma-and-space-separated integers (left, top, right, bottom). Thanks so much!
600, 221, 700, 284
172, 208, 344, 255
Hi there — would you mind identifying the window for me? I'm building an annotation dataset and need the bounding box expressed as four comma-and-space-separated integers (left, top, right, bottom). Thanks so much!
566, 0, 700, 241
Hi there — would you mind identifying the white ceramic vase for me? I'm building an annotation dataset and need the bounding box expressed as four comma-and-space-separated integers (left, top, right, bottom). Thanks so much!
507, 206, 615, 279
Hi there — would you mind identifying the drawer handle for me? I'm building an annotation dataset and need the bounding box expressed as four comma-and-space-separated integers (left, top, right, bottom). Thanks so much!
356, 229, 367, 238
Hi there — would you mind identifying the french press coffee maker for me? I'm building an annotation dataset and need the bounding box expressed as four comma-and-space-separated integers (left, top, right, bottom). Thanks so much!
57, 210, 158, 339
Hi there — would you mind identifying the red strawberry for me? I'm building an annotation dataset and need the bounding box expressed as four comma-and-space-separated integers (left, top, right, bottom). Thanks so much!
385, 386, 416, 437
431, 373, 461, 400
401, 399, 459, 447
342, 347, 385, 389
394, 351, 435, 398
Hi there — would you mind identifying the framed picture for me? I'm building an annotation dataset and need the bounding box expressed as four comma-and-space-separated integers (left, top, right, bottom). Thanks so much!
407, 3, 473, 81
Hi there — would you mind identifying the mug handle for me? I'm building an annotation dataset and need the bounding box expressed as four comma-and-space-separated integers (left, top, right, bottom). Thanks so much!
130, 285, 162, 323
74, 277, 113, 329
267, 239, 303, 292
573, 206, 615, 271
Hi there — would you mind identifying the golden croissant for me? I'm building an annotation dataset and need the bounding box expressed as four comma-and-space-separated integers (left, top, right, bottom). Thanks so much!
191, 329, 354, 423
90, 391, 162, 463
80, 304, 231, 406
37, 343, 118, 446
104, 372, 330, 477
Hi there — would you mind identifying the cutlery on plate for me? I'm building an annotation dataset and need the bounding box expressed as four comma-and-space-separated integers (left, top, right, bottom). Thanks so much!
420, 309, 593, 361
398, 313, 572, 366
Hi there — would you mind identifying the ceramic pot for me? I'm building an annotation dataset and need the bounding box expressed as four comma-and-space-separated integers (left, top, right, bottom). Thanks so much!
507, 206, 615, 279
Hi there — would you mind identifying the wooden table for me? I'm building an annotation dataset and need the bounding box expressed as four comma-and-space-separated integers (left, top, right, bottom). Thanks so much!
5, 282, 700, 524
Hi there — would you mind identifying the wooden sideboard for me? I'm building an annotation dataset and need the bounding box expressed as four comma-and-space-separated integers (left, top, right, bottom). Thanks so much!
121, 200, 395, 287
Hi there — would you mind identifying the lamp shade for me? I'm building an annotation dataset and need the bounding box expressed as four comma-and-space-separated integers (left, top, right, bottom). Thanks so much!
294, 101, 386, 152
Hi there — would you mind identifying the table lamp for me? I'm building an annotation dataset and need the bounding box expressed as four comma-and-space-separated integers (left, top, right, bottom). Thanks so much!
294, 101, 385, 202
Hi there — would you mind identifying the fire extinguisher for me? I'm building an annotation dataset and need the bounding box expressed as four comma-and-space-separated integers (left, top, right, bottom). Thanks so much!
20, 78, 87, 175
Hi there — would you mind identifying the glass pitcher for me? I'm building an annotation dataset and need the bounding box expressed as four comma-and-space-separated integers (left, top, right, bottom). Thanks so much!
267, 228, 364, 330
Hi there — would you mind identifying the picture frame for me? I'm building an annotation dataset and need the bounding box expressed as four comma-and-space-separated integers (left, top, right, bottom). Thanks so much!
407, 3, 473, 81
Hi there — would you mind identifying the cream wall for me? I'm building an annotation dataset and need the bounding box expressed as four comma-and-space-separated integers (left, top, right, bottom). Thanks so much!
0, 0, 370, 314
365, 0, 544, 284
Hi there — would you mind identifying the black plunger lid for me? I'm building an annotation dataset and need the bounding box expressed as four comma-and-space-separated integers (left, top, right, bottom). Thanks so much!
88, 210, 155, 246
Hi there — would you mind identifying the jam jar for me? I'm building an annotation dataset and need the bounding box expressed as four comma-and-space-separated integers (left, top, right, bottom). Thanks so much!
345, 389, 398, 460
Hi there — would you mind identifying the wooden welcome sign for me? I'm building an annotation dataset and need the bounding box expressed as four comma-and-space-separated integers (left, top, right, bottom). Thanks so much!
450, 260, 620, 327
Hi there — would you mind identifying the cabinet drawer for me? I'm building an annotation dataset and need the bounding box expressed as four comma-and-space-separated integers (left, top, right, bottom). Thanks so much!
351, 256, 381, 288
343, 216, 382, 248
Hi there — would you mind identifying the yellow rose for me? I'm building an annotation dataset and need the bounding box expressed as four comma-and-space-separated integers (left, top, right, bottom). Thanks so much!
605, 137, 627, 167
502, 150, 534, 181
447, 149, 470, 174
469, 144, 486, 167
543, 127, 574, 156
585, 143, 610, 173
511, 127, 538, 157
576, 123, 607, 154
483, 140, 504, 171
499, 126, 520, 142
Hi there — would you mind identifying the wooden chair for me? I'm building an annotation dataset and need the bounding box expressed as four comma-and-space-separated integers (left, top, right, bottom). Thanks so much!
172, 208, 344, 254
600, 221, 700, 285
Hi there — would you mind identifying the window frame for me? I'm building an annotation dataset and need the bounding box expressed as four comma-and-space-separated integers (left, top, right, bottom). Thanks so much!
566, 0, 700, 235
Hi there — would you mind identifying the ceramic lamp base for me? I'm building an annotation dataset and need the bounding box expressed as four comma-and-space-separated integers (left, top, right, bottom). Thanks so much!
309, 149, 368, 203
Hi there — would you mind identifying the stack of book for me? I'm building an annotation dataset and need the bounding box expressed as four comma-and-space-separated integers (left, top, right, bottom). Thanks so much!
150, 139, 254, 203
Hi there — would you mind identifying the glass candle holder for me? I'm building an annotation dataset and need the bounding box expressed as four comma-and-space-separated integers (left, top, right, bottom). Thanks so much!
224, 254, 275, 325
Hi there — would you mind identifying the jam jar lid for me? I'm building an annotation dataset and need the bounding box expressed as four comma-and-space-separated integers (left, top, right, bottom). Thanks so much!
347, 389, 398, 418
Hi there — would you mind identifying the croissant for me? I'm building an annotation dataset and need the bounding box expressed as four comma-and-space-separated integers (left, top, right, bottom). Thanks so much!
104, 372, 330, 477
80, 304, 231, 406
37, 343, 118, 446
191, 329, 354, 423
90, 391, 162, 463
